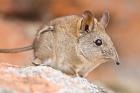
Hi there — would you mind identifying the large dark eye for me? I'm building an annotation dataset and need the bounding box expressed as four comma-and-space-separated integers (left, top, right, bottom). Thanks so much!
95, 39, 102, 46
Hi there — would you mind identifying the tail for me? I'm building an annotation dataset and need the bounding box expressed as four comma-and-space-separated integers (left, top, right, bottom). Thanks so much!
0, 45, 33, 53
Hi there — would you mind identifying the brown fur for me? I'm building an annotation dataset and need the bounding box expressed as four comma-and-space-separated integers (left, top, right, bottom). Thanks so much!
0, 11, 120, 77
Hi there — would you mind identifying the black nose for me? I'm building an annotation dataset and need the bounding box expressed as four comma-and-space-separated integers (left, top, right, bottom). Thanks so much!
116, 61, 120, 65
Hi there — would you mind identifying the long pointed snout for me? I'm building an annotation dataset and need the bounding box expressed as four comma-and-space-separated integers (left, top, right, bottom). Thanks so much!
112, 47, 120, 65
115, 54, 120, 65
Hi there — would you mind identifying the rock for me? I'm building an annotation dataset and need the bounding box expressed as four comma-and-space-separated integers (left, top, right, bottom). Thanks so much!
0, 63, 114, 93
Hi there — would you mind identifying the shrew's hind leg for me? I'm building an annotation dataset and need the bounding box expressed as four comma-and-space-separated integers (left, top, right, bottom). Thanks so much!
32, 58, 42, 66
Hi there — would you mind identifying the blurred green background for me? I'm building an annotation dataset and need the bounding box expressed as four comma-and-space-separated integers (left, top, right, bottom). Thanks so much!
0, 0, 140, 93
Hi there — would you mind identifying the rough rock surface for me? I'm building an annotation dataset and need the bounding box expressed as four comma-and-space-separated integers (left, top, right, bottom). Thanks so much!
0, 63, 114, 93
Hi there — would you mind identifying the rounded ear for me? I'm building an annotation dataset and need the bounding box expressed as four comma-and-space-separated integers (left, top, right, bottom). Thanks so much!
100, 11, 110, 28
80, 10, 94, 33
